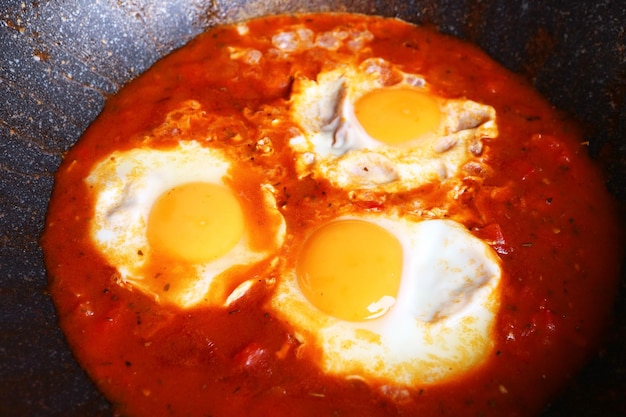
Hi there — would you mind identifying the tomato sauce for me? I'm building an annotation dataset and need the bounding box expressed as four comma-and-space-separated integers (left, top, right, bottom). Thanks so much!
42, 13, 622, 417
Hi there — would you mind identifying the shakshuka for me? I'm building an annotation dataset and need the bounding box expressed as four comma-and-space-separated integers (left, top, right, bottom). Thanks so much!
41, 13, 622, 417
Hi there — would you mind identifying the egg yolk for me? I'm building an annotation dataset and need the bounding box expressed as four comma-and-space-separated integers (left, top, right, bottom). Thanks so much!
296, 219, 403, 322
147, 182, 244, 263
354, 87, 442, 144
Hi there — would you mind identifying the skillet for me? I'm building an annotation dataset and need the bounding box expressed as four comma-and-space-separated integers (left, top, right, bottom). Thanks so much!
1, 1, 624, 415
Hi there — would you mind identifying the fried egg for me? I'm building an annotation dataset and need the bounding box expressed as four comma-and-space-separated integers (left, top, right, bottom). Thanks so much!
270, 216, 502, 386
289, 58, 498, 191
86, 140, 285, 307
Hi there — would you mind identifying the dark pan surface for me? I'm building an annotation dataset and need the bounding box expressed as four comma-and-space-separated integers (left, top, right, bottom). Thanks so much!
1, 1, 624, 416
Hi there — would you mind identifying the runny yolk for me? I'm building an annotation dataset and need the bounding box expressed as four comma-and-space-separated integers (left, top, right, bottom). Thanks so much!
296, 219, 403, 322
147, 182, 244, 263
354, 87, 442, 144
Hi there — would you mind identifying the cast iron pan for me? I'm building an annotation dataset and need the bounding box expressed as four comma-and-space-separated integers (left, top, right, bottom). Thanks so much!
1, 1, 625, 416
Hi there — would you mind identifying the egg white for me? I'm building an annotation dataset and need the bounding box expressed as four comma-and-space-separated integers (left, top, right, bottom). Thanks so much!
270, 216, 502, 386
86, 140, 285, 308
289, 59, 498, 192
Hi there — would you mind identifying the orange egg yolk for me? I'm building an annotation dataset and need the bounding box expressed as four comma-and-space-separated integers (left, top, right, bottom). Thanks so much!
296, 219, 403, 322
354, 87, 442, 144
147, 182, 244, 263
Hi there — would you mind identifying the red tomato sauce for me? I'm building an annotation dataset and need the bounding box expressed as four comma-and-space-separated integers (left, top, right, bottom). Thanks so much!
42, 13, 622, 417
